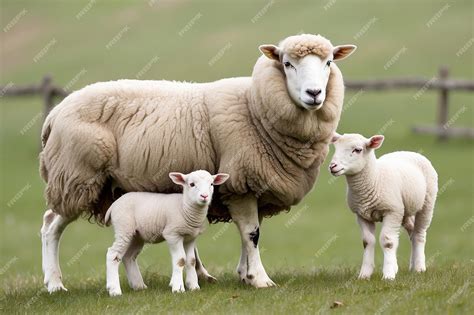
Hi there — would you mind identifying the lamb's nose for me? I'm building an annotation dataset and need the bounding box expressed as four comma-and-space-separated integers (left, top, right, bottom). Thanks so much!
200, 194, 208, 199
329, 162, 337, 170
306, 88, 322, 98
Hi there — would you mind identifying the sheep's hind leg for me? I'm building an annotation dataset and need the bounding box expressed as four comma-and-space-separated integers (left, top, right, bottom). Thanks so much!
107, 236, 133, 296
194, 247, 217, 283
123, 236, 147, 291
41, 209, 75, 293
227, 195, 275, 288
411, 200, 434, 273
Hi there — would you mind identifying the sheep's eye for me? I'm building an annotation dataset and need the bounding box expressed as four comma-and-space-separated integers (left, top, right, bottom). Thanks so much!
326, 60, 332, 67
352, 148, 362, 154
190, 183, 195, 187
284, 61, 292, 68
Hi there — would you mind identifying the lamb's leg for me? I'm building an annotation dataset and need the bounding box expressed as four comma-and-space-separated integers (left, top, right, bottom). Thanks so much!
402, 215, 415, 269
41, 209, 74, 293
356, 215, 376, 279
227, 195, 275, 288
411, 200, 434, 272
123, 236, 146, 291
379, 212, 403, 280
194, 247, 217, 282
166, 236, 186, 293
184, 239, 200, 290
106, 236, 133, 296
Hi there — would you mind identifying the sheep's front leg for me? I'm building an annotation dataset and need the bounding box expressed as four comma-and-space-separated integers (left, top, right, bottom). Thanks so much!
227, 195, 275, 288
380, 212, 403, 280
166, 236, 186, 293
357, 215, 376, 279
184, 240, 200, 290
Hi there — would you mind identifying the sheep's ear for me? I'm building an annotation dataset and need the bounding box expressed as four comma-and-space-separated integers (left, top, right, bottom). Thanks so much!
366, 135, 384, 149
212, 173, 230, 185
169, 172, 186, 185
333, 45, 357, 61
331, 132, 342, 143
259, 44, 280, 61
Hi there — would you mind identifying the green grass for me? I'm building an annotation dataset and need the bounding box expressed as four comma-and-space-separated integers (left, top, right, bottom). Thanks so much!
1, 0, 473, 314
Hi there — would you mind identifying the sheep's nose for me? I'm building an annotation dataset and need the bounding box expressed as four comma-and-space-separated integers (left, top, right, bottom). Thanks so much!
329, 162, 338, 170
200, 194, 208, 199
306, 88, 322, 98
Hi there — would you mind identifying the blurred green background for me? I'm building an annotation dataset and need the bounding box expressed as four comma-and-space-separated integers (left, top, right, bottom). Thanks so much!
0, 0, 473, 313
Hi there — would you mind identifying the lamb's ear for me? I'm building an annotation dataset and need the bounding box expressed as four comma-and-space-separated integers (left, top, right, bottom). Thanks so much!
212, 173, 230, 185
331, 132, 342, 143
366, 135, 384, 149
259, 44, 280, 61
169, 172, 186, 186
333, 45, 357, 61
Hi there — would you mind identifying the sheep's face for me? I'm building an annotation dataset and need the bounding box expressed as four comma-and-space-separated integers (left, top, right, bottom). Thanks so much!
169, 170, 229, 207
329, 133, 384, 176
260, 43, 356, 111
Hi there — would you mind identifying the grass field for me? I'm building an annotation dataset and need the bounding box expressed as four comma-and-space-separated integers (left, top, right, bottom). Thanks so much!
1, 0, 473, 314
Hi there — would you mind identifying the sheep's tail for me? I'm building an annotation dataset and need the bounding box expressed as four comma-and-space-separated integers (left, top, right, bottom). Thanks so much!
104, 206, 113, 226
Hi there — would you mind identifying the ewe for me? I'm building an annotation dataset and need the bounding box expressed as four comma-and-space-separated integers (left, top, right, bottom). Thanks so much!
105, 170, 229, 296
40, 34, 356, 291
329, 133, 437, 280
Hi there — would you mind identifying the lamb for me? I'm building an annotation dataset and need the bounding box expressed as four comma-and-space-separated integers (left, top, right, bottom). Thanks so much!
329, 133, 438, 280
39, 33, 357, 292
105, 170, 229, 296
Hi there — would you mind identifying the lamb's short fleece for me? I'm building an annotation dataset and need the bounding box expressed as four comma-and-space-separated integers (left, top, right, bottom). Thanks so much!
104, 170, 229, 296
329, 133, 437, 280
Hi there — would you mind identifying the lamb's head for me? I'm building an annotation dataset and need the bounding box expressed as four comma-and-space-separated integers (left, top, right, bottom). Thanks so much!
259, 34, 356, 111
329, 133, 384, 176
169, 170, 229, 207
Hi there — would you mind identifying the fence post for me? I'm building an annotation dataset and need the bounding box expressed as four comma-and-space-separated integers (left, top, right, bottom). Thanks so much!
437, 66, 449, 140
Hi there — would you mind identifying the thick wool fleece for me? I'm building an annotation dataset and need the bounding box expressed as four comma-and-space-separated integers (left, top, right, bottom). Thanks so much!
40, 37, 345, 223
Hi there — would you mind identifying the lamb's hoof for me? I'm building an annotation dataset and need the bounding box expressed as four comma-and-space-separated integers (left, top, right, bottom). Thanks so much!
131, 283, 148, 291
186, 283, 200, 291
171, 285, 185, 293
202, 274, 217, 283
108, 287, 122, 297
358, 273, 372, 280
47, 280, 68, 293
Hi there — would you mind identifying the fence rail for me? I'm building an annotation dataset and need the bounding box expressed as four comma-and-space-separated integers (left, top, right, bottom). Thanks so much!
1, 67, 473, 141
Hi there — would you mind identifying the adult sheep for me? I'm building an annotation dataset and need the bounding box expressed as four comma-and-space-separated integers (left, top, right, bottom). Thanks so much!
40, 34, 356, 292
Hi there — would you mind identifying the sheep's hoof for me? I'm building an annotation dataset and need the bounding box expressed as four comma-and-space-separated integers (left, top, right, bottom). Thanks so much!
171, 285, 185, 293
47, 281, 68, 293
108, 288, 122, 297
242, 273, 277, 288
186, 283, 200, 291
201, 274, 217, 283
131, 283, 148, 291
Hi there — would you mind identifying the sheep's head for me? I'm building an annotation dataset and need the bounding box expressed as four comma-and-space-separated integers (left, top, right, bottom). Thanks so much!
329, 133, 384, 176
169, 170, 229, 207
259, 34, 356, 111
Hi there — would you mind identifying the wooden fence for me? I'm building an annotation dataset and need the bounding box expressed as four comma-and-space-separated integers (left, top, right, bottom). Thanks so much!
1, 67, 473, 141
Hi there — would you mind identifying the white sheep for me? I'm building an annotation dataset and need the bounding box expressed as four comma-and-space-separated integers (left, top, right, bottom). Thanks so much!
104, 170, 229, 296
40, 33, 357, 291
329, 133, 438, 280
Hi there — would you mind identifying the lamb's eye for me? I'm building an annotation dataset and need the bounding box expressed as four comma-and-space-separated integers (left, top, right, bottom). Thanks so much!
352, 148, 362, 154
326, 60, 332, 67
190, 183, 195, 187
284, 61, 292, 68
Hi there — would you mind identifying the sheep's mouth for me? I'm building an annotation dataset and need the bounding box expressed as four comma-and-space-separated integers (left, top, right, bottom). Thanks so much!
330, 168, 344, 176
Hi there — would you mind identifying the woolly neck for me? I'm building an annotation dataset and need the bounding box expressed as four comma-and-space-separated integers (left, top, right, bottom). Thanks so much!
180, 198, 208, 229
345, 154, 379, 197
248, 56, 344, 168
